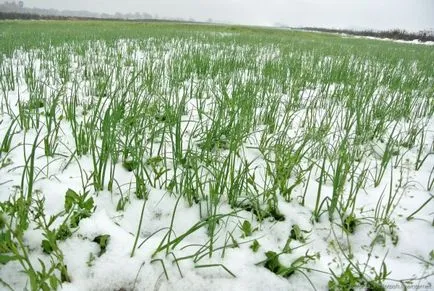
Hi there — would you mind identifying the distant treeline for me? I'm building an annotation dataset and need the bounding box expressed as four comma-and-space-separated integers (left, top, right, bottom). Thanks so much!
0, 11, 198, 23
0, 2, 153, 20
0, 11, 138, 21
0, 11, 72, 20
298, 27, 434, 42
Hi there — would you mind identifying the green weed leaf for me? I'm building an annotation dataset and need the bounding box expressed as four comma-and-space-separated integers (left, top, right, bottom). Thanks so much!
0, 254, 17, 264
93, 234, 110, 256
65, 189, 80, 212
250, 240, 260, 253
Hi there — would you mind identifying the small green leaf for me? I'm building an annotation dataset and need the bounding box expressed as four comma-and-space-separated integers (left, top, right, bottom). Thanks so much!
343, 214, 358, 234
0, 231, 13, 253
229, 233, 239, 248
371, 234, 386, 247
264, 251, 280, 274
93, 234, 110, 256
56, 224, 72, 241
81, 197, 94, 211
263, 251, 316, 279
70, 209, 92, 228
0, 213, 5, 229
65, 189, 80, 212
122, 159, 138, 172
290, 225, 305, 243
283, 238, 292, 253
391, 232, 399, 246
268, 205, 285, 221
241, 220, 252, 237
87, 253, 96, 267
328, 265, 361, 291
41, 239, 53, 254
250, 240, 260, 253
146, 156, 163, 167
60, 265, 70, 282
49, 275, 59, 290
0, 254, 17, 264
40, 281, 50, 291
116, 196, 128, 211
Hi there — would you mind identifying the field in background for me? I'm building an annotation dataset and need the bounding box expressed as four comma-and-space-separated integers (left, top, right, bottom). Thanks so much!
0, 21, 433, 291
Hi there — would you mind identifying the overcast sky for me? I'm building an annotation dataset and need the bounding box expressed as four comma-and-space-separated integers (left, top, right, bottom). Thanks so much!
23, 0, 434, 31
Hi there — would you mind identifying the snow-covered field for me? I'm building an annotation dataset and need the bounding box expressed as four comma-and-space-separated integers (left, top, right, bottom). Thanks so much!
344, 34, 434, 46
0, 31, 433, 291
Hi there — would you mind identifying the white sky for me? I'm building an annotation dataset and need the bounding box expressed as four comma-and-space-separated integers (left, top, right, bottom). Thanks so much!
22, 0, 434, 31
